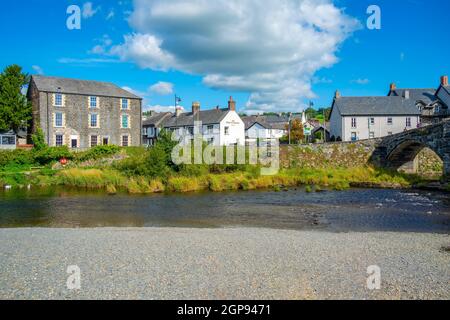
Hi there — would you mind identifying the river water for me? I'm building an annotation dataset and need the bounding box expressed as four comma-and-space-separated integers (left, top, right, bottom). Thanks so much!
0, 187, 449, 233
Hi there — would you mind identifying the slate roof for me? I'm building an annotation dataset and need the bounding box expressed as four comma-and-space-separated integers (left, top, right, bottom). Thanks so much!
163, 108, 230, 127
332, 96, 421, 116
242, 114, 304, 130
30, 75, 141, 99
143, 112, 172, 127
389, 88, 437, 105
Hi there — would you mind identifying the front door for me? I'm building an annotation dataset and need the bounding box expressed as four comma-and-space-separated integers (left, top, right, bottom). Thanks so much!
103, 138, 109, 145
71, 139, 78, 149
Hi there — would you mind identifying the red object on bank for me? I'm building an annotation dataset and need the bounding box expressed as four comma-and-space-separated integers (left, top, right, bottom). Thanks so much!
60, 158, 68, 166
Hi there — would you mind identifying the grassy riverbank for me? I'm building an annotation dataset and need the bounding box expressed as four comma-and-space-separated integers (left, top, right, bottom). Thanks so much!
0, 132, 430, 194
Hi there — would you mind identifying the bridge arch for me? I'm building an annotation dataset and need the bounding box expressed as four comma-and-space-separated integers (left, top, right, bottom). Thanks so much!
372, 120, 450, 178
386, 140, 444, 176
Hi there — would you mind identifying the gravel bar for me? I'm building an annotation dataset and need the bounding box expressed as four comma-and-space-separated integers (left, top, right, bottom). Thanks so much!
0, 228, 449, 300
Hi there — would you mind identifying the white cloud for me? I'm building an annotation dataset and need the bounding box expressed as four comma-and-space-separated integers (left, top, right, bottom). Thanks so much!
149, 81, 174, 95
89, 35, 113, 55
121, 86, 147, 98
32, 65, 44, 75
106, 9, 115, 20
351, 78, 370, 85
111, 0, 360, 112
144, 105, 185, 113
58, 57, 120, 64
82, 2, 100, 19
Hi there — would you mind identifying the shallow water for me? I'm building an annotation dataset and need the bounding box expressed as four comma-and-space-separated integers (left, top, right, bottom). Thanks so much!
0, 187, 449, 233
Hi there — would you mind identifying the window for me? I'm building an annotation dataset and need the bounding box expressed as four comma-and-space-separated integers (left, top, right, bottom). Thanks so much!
207, 125, 214, 134
387, 132, 393, 136
369, 132, 375, 139
121, 115, 129, 128
90, 135, 98, 147
369, 118, 375, 126
187, 127, 194, 135
351, 118, 357, 128
55, 135, 63, 146
351, 132, 357, 141
122, 135, 129, 147
121, 98, 129, 110
387, 117, 393, 125
55, 93, 63, 106
90, 114, 98, 128
89, 96, 98, 108
1, 136, 15, 145
55, 112, 63, 127
208, 138, 214, 145
224, 126, 230, 135
435, 105, 441, 114
406, 117, 411, 127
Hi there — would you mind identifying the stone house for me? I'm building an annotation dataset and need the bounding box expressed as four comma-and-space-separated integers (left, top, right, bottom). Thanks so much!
27, 75, 142, 149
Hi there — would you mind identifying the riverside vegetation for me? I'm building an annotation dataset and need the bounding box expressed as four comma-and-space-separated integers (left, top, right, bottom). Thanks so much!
0, 129, 432, 194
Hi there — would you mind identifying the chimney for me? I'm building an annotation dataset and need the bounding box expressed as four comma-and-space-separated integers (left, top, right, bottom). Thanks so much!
175, 107, 182, 117
390, 83, 396, 91
334, 90, 341, 99
192, 101, 200, 114
403, 90, 410, 99
228, 96, 236, 111
441, 75, 449, 86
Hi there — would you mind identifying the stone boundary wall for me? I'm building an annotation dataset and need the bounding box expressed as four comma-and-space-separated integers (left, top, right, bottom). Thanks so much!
280, 140, 442, 176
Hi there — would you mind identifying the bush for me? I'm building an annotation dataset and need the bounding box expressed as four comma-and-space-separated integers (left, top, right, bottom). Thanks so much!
0, 149, 35, 168
33, 146, 72, 165
75, 145, 121, 162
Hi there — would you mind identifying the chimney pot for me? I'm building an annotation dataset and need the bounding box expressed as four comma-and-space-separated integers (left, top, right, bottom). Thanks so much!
334, 90, 341, 99
390, 83, 396, 91
403, 90, 410, 99
441, 75, 449, 86
192, 101, 200, 114
228, 96, 236, 111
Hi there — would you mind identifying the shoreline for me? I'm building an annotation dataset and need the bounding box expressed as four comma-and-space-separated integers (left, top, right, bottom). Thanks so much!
1, 227, 449, 300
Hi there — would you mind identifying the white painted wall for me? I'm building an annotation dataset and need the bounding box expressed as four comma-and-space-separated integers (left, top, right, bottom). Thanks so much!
219, 111, 245, 146
341, 115, 420, 141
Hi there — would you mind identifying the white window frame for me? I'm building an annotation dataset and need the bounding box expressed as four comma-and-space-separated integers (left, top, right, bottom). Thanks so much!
55, 112, 63, 128
55, 134, 64, 146
89, 113, 99, 128
89, 96, 98, 109
369, 118, 375, 126
121, 114, 129, 129
369, 132, 375, 139
406, 117, 412, 128
351, 118, 357, 128
224, 126, 230, 135
90, 135, 98, 147
121, 98, 129, 110
387, 117, 393, 125
54, 93, 63, 107
121, 135, 130, 147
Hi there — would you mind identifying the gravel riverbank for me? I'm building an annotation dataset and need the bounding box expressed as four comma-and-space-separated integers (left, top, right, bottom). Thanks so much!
0, 228, 449, 300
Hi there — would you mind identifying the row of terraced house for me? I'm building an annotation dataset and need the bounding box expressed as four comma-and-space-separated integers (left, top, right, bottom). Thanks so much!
2, 74, 448, 150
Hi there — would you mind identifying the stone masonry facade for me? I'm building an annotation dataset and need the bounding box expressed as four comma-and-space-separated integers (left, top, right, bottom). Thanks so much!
28, 80, 142, 149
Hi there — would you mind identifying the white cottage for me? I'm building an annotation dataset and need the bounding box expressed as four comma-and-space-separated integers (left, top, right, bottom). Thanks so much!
162, 97, 245, 146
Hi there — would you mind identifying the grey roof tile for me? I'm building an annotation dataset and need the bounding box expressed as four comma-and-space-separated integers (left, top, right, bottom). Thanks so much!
390, 88, 437, 104
163, 108, 230, 127
31, 75, 141, 99
334, 96, 421, 116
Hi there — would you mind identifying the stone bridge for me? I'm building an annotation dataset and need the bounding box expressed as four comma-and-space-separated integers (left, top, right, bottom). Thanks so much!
370, 119, 450, 177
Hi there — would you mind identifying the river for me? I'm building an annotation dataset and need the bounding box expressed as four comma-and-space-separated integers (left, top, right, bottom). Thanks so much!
0, 187, 449, 233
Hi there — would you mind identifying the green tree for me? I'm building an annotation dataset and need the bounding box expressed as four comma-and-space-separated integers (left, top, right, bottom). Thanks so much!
286, 119, 305, 144
0, 65, 32, 133
31, 127, 47, 151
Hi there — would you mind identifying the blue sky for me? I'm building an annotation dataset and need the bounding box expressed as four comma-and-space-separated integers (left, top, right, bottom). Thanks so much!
0, 0, 448, 113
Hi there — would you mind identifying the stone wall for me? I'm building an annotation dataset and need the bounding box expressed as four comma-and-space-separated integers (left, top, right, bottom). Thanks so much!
280, 140, 379, 169
281, 140, 443, 177
30, 82, 142, 148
